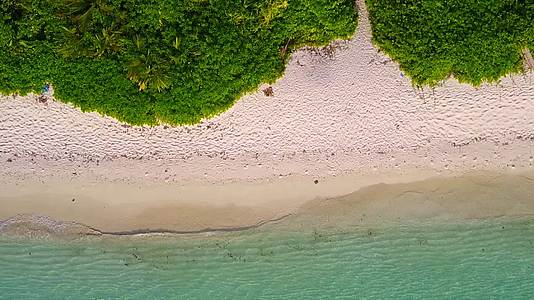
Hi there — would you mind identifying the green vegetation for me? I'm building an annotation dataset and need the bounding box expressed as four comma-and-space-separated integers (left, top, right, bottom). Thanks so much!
367, 0, 534, 86
0, 0, 357, 124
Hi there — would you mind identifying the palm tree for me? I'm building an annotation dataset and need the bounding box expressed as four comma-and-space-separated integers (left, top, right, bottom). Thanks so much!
2, 0, 32, 16
57, 0, 125, 58
90, 27, 124, 57
57, 26, 87, 58
61, 0, 112, 31
127, 50, 170, 92
2, 0, 34, 51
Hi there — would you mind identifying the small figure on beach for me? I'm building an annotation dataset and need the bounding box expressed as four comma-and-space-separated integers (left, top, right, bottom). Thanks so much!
37, 83, 51, 105
41, 83, 50, 94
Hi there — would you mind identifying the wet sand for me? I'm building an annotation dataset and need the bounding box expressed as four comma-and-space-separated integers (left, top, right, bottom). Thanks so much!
2, 169, 534, 236
293, 170, 534, 229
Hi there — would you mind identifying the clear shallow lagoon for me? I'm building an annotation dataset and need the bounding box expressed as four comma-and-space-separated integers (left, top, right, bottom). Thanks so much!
1, 217, 534, 299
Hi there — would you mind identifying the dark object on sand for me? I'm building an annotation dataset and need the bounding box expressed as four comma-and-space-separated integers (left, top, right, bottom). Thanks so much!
263, 86, 274, 97
37, 95, 48, 103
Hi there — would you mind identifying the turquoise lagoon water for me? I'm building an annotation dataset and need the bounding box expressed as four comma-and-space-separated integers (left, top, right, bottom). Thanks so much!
1, 217, 534, 299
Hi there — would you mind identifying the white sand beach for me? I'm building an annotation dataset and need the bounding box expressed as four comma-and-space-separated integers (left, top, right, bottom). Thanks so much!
1, 1, 534, 233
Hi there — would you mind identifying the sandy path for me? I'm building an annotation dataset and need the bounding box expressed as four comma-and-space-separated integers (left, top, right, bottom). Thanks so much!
524, 48, 534, 70
1, 0, 533, 232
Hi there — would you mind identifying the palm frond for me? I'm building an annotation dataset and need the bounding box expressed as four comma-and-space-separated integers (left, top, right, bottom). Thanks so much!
127, 51, 171, 92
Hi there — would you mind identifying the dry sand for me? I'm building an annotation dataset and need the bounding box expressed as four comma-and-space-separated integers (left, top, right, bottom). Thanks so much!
1, 1, 534, 233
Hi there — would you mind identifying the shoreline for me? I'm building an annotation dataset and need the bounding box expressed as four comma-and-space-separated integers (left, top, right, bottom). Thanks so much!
0, 164, 445, 233
2, 166, 534, 235
2, 168, 534, 238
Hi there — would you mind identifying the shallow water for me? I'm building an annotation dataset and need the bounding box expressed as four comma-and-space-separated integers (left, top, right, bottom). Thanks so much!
1, 217, 534, 299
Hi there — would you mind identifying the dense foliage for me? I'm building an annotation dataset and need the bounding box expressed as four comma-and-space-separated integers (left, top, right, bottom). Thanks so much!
0, 0, 357, 124
367, 0, 534, 86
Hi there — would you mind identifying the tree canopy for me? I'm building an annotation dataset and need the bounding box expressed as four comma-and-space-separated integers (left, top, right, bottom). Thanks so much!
0, 0, 357, 124
367, 0, 534, 86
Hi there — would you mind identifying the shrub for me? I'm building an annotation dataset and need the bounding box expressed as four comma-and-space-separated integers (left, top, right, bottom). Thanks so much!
367, 0, 534, 86
0, 0, 357, 125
